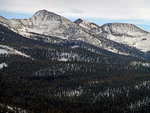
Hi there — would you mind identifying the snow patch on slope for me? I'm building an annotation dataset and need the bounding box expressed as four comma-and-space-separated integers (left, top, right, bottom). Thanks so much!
0, 63, 7, 69
106, 34, 150, 52
0, 103, 27, 113
106, 47, 130, 56
0, 49, 8, 54
130, 61, 150, 67
58, 58, 68, 62
101, 23, 150, 52
0, 44, 30, 58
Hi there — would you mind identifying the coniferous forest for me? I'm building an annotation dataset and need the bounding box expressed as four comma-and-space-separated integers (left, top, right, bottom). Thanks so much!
0, 20, 150, 113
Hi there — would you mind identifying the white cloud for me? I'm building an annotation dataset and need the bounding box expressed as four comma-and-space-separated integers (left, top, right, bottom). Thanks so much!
0, 0, 150, 20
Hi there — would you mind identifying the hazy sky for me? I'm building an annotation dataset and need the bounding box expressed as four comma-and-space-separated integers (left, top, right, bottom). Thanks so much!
0, 0, 150, 31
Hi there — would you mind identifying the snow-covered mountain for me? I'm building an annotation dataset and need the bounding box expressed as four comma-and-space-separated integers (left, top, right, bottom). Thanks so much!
0, 10, 103, 47
74, 19, 150, 53
0, 9, 150, 60
100, 23, 150, 52
0, 10, 92, 39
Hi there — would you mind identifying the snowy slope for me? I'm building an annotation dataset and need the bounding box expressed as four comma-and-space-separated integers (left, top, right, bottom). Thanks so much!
0, 44, 30, 57
100, 23, 150, 52
0, 10, 121, 55
0, 63, 7, 69
0, 10, 150, 57
75, 19, 150, 53
0, 10, 100, 42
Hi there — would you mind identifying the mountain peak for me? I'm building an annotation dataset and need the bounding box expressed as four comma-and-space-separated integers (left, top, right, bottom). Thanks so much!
74, 18, 99, 30
102, 23, 139, 29
36, 9, 48, 13
101, 23, 149, 34
74, 18, 92, 26
74, 18, 85, 24
31, 9, 60, 24
31, 9, 60, 21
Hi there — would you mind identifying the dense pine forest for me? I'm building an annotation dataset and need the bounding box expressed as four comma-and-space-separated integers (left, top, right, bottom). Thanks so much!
1, 54, 150, 113
0, 18, 150, 113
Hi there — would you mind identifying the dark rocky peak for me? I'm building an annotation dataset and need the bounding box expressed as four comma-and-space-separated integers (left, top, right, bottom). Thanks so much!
74, 18, 84, 24
74, 18, 99, 30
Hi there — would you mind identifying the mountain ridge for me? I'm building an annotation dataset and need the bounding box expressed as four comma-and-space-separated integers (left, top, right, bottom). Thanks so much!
0, 9, 150, 59
74, 18, 150, 52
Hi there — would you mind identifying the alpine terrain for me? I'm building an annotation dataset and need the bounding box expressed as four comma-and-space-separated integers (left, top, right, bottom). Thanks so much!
0, 10, 150, 113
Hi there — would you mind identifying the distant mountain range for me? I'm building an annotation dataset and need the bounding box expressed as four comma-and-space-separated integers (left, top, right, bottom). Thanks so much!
0, 9, 150, 61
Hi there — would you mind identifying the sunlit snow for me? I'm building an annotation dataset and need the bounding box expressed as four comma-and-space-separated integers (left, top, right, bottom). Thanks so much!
0, 44, 30, 58
0, 63, 7, 69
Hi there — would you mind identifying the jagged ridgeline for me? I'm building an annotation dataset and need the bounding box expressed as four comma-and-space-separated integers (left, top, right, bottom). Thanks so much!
0, 10, 150, 113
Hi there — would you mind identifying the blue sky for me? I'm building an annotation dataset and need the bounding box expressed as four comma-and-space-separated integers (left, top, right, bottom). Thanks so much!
0, 0, 150, 31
